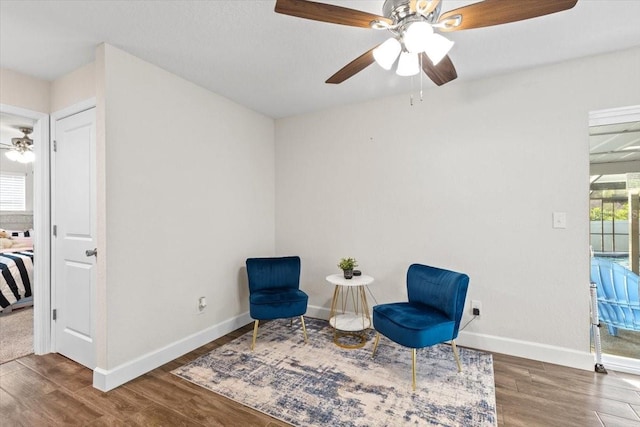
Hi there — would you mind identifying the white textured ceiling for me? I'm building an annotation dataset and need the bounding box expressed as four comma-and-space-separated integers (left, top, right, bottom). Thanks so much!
1, 0, 640, 119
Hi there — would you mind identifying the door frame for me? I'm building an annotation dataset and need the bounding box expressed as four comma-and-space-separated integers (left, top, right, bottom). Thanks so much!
0, 103, 50, 354
50, 98, 96, 353
589, 104, 640, 375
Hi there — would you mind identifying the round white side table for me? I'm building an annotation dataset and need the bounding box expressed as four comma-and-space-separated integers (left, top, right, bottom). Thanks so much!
326, 273, 374, 349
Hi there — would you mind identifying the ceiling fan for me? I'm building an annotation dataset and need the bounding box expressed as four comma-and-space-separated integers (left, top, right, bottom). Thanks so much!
1, 127, 35, 163
274, 0, 578, 86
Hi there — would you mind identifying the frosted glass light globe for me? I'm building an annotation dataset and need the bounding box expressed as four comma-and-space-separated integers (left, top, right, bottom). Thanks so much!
403, 21, 433, 54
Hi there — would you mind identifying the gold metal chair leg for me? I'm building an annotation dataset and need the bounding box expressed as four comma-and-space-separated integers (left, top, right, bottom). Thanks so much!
451, 340, 462, 372
372, 332, 380, 357
412, 348, 417, 391
300, 316, 308, 344
251, 320, 259, 351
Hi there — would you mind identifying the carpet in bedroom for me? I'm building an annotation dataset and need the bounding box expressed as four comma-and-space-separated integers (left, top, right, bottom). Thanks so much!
173, 317, 497, 426
0, 306, 33, 364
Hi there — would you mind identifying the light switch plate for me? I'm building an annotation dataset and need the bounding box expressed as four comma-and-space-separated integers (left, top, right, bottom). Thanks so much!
553, 212, 567, 229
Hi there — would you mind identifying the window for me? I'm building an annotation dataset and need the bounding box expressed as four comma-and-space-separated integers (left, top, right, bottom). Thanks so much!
0, 172, 26, 211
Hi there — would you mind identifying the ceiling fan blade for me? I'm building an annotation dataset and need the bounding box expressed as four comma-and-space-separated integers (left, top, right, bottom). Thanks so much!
326, 46, 377, 84
419, 53, 457, 86
275, 0, 391, 28
410, 0, 441, 15
437, 0, 578, 32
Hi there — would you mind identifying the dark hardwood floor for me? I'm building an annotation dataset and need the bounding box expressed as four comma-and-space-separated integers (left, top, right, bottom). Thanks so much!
1, 322, 639, 426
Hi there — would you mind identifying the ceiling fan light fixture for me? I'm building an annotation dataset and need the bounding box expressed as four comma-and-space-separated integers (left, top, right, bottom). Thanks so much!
18, 150, 35, 164
373, 37, 401, 70
403, 21, 433, 53
424, 33, 454, 65
5, 150, 21, 162
4, 127, 35, 163
396, 51, 420, 76
273, 0, 580, 86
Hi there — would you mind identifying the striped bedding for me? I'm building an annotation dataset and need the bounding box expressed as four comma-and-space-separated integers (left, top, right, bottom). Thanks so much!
0, 249, 34, 312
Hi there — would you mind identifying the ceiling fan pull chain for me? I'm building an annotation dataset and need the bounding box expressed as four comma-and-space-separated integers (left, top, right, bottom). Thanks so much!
410, 75, 414, 106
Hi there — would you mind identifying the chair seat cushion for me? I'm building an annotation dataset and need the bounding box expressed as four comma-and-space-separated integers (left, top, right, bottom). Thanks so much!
250, 288, 308, 320
373, 302, 456, 349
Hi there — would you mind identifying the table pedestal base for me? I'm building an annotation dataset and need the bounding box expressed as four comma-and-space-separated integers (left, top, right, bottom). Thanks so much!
333, 331, 368, 349
328, 284, 372, 349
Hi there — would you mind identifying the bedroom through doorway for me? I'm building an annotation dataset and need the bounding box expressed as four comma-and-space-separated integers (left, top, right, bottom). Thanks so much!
0, 112, 36, 363
0, 103, 51, 362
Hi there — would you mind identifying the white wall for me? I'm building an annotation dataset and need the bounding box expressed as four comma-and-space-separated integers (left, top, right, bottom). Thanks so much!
99, 44, 275, 370
0, 68, 50, 113
50, 62, 95, 113
275, 47, 640, 368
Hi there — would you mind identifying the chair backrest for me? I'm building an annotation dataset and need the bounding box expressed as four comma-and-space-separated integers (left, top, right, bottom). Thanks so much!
590, 257, 640, 331
407, 263, 470, 335
246, 256, 301, 293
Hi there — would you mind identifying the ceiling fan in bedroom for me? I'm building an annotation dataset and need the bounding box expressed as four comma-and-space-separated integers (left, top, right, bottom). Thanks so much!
0, 127, 35, 163
274, 0, 578, 86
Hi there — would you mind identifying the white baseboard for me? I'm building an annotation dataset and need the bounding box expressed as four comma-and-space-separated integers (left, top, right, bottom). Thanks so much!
93, 312, 253, 391
601, 354, 640, 376
93, 306, 601, 392
457, 330, 594, 371
307, 304, 594, 372
306, 305, 332, 321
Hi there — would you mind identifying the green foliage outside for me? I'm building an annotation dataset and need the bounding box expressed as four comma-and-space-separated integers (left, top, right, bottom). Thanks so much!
590, 202, 629, 221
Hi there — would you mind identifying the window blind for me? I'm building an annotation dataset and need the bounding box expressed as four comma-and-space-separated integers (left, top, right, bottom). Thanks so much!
0, 172, 26, 211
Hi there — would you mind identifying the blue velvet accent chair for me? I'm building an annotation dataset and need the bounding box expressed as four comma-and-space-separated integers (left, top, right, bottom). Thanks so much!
590, 257, 640, 336
246, 256, 308, 350
372, 263, 470, 390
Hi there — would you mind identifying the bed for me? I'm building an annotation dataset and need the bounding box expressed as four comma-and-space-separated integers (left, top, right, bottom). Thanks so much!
0, 246, 34, 314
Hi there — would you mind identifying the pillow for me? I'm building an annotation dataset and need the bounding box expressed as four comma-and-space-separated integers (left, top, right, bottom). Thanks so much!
11, 237, 33, 248
0, 238, 13, 249
7, 229, 32, 238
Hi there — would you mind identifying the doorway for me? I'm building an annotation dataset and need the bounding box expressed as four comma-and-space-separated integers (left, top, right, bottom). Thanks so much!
589, 105, 640, 375
0, 113, 36, 362
0, 103, 51, 356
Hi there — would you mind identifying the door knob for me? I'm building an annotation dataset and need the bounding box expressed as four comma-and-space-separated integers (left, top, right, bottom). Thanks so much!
86, 248, 97, 257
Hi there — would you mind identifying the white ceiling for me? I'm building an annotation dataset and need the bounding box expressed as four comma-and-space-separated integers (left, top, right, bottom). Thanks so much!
1, 0, 640, 119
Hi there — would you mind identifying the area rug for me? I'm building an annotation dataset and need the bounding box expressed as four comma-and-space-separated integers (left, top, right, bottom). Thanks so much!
0, 306, 33, 364
173, 317, 496, 426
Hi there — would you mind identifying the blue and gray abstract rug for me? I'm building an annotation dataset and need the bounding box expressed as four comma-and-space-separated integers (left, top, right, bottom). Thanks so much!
172, 317, 497, 426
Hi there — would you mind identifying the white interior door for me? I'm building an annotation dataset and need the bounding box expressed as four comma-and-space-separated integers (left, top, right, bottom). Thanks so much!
52, 107, 96, 369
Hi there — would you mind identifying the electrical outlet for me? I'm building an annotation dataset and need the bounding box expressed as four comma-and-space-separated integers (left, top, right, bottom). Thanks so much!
198, 296, 207, 314
471, 300, 482, 316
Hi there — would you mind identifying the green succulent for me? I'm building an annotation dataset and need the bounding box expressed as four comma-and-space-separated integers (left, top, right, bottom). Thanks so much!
338, 257, 358, 270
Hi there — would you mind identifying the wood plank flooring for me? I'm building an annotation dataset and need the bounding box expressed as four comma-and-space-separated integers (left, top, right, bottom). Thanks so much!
1, 322, 639, 426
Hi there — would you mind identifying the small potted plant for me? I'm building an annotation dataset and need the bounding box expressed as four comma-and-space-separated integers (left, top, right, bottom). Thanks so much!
338, 257, 358, 279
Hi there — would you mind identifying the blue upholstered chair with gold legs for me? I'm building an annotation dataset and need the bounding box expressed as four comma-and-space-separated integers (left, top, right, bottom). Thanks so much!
372, 263, 469, 390
246, 256, 308, 351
